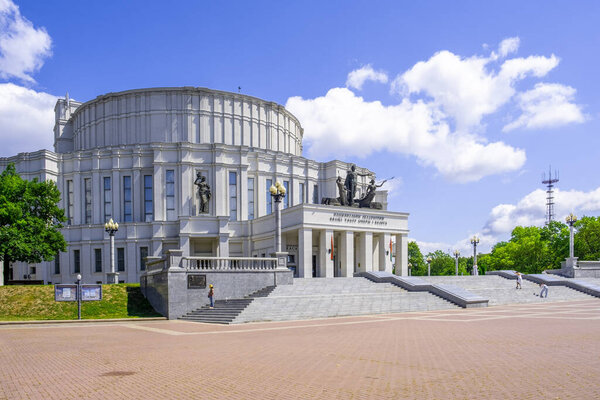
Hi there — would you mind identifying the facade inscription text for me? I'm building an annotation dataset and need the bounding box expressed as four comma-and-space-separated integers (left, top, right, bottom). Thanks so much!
329, 212, 387, 226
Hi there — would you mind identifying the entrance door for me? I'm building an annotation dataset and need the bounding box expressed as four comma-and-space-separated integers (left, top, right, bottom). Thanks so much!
312, 255, 317, 277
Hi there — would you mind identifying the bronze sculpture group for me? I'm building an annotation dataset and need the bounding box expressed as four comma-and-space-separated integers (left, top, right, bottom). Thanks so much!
327, 164, 388, 209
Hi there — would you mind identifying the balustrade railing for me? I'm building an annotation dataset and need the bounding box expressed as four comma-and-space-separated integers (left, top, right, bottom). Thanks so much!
183, 256, 278, 271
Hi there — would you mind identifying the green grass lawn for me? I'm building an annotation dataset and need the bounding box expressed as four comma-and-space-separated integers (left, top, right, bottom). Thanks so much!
0, 284, 161, 321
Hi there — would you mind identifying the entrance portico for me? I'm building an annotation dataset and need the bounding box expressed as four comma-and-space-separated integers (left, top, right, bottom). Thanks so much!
270, 204, 409, 278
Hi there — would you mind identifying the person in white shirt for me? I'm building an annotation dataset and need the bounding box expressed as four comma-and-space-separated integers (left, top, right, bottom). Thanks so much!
516, 272, 523, 289
539, 283, 548, 298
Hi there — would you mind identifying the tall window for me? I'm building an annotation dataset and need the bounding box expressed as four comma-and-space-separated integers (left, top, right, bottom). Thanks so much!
94, 248, 102, 273
299, 183, 305, 204
313, 184, 319, 204
247, 177, 255, 220
123, 176, 132, 222
166, 170, 175, 221
144, 175, 153, 222
266, 178, 272, 214
229, 171, 237, 221
117, 248, 125, 272
103, 177, 112, 221
283, 181, 289, 209
67, 180, 74, 225
84, 178, 92, 224
54, 253, 60, 275
73, 249, 80, 274
140, 247, 148, 271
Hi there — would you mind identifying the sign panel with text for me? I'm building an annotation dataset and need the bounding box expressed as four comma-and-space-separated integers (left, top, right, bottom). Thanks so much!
54, 284, 77, 302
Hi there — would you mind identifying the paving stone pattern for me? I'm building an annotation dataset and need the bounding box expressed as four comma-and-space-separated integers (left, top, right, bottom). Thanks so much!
1, 299, 599, 399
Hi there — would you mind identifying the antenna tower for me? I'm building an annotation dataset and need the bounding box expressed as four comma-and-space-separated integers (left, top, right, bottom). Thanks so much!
541, 166, 559, 225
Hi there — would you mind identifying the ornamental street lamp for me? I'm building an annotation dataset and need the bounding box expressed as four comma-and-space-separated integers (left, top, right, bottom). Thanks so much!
470, 236, 480, 276
566, 213, 577, 262
269, 181, 286, 253
408, 262, 412, 276
76, 273, 82, 320
104, 218, 119, 284
453, 250, 460, 276
426, 256, 432, 276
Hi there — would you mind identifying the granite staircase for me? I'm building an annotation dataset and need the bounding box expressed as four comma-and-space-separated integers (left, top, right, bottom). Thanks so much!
178, 285, 276, 324
233, 277, 458, 324
421, 275, 594, 305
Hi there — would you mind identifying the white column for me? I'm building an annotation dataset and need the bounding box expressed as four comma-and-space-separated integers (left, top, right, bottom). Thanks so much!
395, 234, 408, 276
214, 166, 227, 216
298, 228, 312, 278
218, 234, 229, 257
379, 233, 393, 273
359, 232, 373, 272
319, 229, 334, 277
340, 231, 354, 277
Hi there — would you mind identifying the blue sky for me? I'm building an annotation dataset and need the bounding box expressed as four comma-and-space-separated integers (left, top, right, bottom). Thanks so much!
1, 0, 599, 253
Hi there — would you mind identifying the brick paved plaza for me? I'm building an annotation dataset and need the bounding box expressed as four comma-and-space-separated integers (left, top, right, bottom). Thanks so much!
1, 299, 599, 399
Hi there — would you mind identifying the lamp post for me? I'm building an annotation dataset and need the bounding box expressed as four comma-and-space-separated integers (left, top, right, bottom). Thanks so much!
76, 273, 82, 320
408, 262, 412, 276
470, 236, 480, 276
426, 256, 432, 276
269, 182, 286, 253
453, 250, 460, 276
566, 213, 577, 267
104, 218, 119, 284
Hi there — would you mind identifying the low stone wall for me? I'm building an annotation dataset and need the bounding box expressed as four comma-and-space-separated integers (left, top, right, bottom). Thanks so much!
141, 267, 293, 319
555, 259, 600, 278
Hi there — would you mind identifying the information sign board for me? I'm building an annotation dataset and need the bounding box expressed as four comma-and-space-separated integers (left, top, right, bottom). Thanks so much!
81, 284, 102, 301
54, 284, 77, 302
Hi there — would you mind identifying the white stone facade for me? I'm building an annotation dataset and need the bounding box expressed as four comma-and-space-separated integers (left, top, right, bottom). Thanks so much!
0, 87, 409, 284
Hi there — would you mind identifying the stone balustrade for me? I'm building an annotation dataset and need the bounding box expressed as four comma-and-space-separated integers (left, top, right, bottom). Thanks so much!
183, 256, 278, 271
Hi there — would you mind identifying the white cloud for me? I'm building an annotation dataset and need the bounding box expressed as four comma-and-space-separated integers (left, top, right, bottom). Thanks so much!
503, 83, 585, 131
413, 239, 453, 255
482, 187, 600, 239
498, 37, 520, 58
286, 87, 526, 183
0, 83, 57, 156
0, 0, 52, 82
345, 64, 388, 90
287, 37, 583, 183
416, 186, 600, 255
392, 50, 559, 130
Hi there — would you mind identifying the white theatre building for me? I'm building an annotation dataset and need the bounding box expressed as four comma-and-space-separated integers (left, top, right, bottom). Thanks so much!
0, 87, 409, 284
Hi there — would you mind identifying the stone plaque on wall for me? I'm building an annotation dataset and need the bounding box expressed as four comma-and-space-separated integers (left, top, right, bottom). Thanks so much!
187, 274, 207, 289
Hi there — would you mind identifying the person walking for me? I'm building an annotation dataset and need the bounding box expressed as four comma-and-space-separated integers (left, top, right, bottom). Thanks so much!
539, 283, 548, 298
208, 284, 214, 308
516, 272, 523, 289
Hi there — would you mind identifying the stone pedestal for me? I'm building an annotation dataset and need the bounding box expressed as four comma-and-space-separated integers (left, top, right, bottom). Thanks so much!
107, 272, 119, 284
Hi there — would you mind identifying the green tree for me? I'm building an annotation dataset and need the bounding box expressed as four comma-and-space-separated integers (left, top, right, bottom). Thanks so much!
486, 226, 552, 274
574, 216, 600, 260
407, 241, 426, 276
0, 164, 67, 284
426, 250, 455, 275
540, 220, 569, 269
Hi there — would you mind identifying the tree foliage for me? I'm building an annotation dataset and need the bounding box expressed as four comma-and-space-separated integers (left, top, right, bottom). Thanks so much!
574, 216, 600, 261
482, 219, 600, 274
408, 241, 427, 276
0, 164, 67, 284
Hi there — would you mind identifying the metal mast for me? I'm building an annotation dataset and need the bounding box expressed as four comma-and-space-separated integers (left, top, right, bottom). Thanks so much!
541, 166, 559, 225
